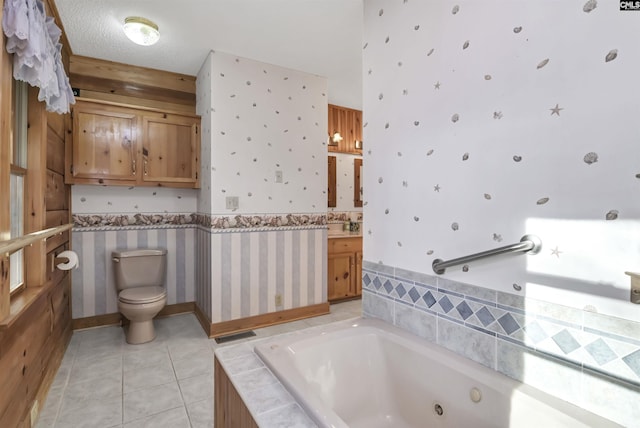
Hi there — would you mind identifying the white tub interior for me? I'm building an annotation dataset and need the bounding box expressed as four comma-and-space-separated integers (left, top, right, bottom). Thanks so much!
254, 318, 620, 428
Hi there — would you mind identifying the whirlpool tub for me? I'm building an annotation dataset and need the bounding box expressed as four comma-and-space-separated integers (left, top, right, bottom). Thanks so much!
254, 318, 619, 428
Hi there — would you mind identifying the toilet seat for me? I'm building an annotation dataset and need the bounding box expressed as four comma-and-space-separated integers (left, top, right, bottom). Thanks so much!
119, 286, 167, 304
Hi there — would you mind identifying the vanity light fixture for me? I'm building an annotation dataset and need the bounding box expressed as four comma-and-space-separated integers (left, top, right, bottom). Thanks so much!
354, 140, 363, 149
332, 132, 343, 143
123, 16, 160, 46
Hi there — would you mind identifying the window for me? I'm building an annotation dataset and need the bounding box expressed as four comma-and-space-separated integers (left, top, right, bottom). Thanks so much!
10, 80, 28, 294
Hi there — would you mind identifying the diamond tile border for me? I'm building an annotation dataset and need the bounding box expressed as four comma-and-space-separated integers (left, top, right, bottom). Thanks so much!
362, 264, 640, 388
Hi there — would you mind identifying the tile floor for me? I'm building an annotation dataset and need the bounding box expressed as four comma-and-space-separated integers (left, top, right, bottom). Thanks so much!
35, 300, 362, 428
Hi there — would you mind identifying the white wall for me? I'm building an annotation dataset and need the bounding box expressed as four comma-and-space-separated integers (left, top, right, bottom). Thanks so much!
72, 185, 198, 214
194, 51, 329, 323
199, 50, 327, 216
363, 0, 640, 322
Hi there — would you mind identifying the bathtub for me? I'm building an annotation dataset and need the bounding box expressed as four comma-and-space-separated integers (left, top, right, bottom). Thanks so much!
254, 318, 620, 428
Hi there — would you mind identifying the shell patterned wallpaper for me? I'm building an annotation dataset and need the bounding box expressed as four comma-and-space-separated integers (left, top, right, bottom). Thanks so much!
72, 185, 198, 215
197, 50, 327, 216
363, 0, 640, 320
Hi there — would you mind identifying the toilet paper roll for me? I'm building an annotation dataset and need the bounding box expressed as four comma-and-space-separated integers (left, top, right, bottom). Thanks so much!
56, 250, 79, 270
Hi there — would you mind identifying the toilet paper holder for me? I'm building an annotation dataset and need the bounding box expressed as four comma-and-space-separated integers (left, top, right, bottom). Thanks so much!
53, 250, 79, 271
55, 255, 70, 264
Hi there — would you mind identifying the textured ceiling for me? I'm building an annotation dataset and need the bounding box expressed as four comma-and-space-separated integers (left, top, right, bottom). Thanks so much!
53, 0, 363, 109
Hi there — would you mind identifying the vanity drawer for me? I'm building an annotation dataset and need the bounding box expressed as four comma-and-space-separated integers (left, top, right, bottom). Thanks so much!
328, 237, 362, 254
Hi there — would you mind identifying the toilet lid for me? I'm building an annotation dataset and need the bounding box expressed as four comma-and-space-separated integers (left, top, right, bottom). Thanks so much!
119, 286, 166, 304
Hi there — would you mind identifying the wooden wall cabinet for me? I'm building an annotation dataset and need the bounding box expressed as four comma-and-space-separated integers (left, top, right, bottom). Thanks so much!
328, 237, 362, 302
141, 112, 199, 185
328, 104, 362, 155
66, 99, 200, 188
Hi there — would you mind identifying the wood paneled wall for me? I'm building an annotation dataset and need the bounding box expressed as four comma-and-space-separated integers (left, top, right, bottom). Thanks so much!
0, 1, 73, 426
69, 55, 197, 114
0, 8, 11, 320
0, 96, 73, 428
0, 276, 71, 428
214, 358, 259, 428
327, 104, 363, 155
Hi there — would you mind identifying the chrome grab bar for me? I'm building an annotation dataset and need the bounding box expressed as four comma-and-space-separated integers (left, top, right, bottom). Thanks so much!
432, 234, 542, 275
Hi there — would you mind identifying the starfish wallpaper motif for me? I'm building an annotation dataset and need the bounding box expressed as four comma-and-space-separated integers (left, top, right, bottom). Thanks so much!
363, 0, 634, 318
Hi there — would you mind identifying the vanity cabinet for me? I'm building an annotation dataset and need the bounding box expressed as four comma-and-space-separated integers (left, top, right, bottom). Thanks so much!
328, 236, 362, 302
66, 99, 200, 188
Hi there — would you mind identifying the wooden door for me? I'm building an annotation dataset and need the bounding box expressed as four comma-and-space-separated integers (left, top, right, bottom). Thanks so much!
141, 114, 199, 186
328, 252, 356, 301
71, 103, 138, 182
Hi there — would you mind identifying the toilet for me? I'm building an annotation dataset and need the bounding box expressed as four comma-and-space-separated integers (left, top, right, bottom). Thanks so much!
112, 248, 167, 344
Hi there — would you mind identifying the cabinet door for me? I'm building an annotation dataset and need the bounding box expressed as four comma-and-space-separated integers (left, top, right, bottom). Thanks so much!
141, 114, 199, 186
71, 103, 138, 182
328, 252, 356, 301
354, 250, 363, 296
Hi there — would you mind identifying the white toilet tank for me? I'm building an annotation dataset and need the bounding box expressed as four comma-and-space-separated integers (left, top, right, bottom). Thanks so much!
112, 249, 167, 291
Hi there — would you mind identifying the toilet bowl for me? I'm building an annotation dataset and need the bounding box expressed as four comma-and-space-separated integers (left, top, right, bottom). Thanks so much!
112, 249, 167, 344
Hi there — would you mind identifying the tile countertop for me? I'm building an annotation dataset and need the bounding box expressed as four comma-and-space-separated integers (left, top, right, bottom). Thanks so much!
214, 331, 321, 427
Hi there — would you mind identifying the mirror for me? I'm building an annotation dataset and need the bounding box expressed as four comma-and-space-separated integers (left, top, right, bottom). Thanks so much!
327, 155, 363, 210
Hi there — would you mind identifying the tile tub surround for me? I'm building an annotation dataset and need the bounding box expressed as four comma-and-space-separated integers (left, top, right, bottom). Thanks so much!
362, 261, 640, 427
215, 344, 317, 427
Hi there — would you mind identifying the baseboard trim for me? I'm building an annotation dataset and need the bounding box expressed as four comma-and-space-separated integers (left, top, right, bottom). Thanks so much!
72, 302, 196, 330
72, 301, 331, 337
72, 313, 122, 330
158, 302, 195, 318
208, 302, 330, 338
194, 302, 212, 337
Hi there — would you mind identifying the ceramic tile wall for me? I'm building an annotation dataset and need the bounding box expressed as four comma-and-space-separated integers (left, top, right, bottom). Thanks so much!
362, 262, 640, 427
363, 0, 640, 322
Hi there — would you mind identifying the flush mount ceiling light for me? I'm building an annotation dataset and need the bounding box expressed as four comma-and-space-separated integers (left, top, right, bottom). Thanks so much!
123, 16, 160, 46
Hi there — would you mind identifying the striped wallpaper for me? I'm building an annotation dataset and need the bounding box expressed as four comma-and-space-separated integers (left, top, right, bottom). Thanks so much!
71, 222, 327, 324
71, 227, 196, 319
196, 227, 327, 323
